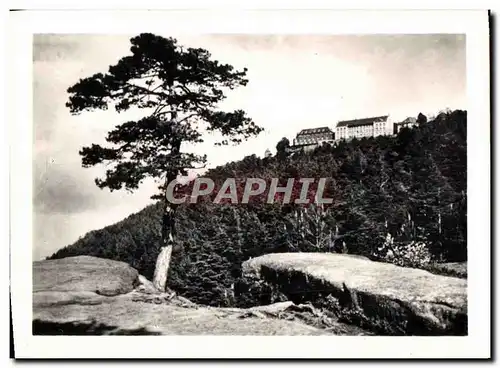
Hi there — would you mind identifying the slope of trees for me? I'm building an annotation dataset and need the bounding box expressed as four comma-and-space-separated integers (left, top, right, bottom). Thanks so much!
49, 109, 467, 307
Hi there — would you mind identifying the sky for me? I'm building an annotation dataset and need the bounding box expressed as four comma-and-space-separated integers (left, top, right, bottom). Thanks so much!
33, 33, 466, 260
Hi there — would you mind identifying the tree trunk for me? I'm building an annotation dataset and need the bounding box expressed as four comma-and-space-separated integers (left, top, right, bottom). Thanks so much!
152, 202, 175, 292
153, 243, 172, 292
152, 136, 181, 292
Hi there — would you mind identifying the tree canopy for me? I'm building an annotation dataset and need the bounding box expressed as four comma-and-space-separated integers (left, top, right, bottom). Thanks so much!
66, 33, 263, 195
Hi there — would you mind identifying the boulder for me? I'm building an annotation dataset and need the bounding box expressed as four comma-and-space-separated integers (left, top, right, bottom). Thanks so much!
33, 256, 139, 297
242, 253, 467, 335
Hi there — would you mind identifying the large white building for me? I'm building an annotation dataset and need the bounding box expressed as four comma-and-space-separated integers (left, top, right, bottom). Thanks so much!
335, 115, 392, 140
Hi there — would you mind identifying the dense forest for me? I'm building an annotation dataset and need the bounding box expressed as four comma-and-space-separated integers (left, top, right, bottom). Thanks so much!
49, 109, 467, 307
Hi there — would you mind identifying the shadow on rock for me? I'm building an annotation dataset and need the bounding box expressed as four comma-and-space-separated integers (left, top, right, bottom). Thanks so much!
32, 319, 161, 335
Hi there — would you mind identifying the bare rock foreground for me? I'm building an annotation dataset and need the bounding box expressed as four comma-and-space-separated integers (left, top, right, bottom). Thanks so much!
33, 254, 466, 335
33, 256, 367, 335
242, 253, 467, 335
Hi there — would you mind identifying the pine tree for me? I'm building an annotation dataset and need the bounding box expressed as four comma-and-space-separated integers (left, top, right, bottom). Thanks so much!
66, 33, 263, 291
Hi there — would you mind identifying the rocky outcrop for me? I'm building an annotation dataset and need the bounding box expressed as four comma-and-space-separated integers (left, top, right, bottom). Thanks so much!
33, 256, 344, 335
33, 256, 139, 296
33, 293, 337, 335
241, 253, 467, 335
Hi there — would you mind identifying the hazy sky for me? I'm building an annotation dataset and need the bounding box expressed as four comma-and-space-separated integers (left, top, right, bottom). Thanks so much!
33, 33, 466, 260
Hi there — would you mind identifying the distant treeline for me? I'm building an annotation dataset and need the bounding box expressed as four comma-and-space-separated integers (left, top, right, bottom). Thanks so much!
49, 109, 467, 307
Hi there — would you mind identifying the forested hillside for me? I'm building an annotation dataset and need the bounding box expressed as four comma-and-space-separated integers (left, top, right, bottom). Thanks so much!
49, 109, 467, 307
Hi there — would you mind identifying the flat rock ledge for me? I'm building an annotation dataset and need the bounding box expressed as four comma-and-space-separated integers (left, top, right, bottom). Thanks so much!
241, 253, 467, 335
33, 256, 139, 296
33, 256, 343, 335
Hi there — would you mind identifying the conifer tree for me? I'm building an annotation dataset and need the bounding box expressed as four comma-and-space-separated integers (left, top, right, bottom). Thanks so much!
66, 33, 263, 291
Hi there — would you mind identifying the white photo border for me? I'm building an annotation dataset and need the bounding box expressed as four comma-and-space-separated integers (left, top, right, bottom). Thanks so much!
8, 9, 490, 359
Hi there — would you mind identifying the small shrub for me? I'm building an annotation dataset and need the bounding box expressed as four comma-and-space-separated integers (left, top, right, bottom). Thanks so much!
374, 233, 432, 268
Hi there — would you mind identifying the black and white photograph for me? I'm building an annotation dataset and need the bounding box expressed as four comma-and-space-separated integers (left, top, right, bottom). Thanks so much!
8, 8, 491, 359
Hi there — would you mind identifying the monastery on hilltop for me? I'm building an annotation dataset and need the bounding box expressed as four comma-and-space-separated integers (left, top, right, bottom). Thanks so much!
290, 115, 418, 152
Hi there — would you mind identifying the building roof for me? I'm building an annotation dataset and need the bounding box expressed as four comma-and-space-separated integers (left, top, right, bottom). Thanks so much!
336, 115, 389, 128
296, 127, 333, 136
